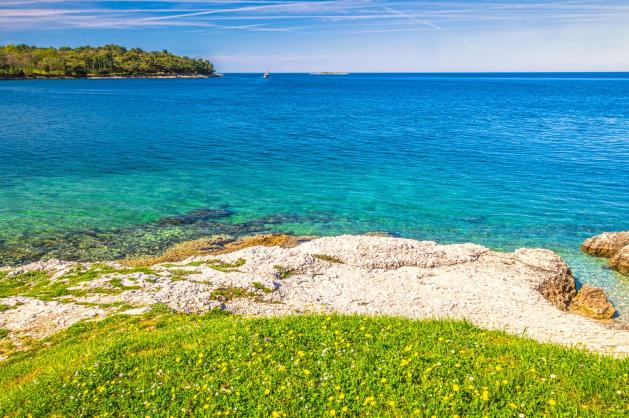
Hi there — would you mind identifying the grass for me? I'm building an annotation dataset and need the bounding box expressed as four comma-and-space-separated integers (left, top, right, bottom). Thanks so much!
180, 258, 246, 273
207, 258, 246, 273
274, 265, 295, 279
313, 254, 344, 264
0, 328, 8, 339
167, 269, 201, 281
108, 278, 142, 291
0, 264, 156, 301
252, 281, 273, 293
0, 310, 626, 417
209, 286, 259, 302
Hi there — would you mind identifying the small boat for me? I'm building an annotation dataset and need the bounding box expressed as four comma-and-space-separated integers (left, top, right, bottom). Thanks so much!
263, 72, 270, 79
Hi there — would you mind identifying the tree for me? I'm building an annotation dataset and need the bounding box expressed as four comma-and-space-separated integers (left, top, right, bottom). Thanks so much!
0, 44, 215, 77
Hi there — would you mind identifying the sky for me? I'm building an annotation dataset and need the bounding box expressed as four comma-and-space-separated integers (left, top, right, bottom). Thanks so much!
1, 0, 629, 72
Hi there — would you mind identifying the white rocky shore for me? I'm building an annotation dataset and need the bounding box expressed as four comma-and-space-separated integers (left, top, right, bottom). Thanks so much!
1, 235, 628, 357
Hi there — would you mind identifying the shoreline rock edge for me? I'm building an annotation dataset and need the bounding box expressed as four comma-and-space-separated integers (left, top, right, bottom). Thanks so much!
1, 234, 627, 356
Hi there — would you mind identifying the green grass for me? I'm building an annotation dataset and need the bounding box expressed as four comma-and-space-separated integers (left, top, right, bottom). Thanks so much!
0, 312, 627, 417
0, 264, 156, 301
209, 286, 259, 302
0, 303, 15, 312
185, 258, 246, 273
252, 281, 273, 293
167, 269, 202, 281
313, 254, 344, 264
273, 265, 295, 279
108, 278, 142, 291
0, 328, 8, 339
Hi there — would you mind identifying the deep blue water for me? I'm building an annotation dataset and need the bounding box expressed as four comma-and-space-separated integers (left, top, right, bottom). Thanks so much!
0, 73, 628, 313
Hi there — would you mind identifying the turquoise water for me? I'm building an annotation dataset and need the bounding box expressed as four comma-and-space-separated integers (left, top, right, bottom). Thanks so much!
1, 74, 628, 313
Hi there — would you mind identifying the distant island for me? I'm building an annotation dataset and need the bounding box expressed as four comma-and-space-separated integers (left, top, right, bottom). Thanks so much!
0, 44, 215, 79
310, 72, 349, 75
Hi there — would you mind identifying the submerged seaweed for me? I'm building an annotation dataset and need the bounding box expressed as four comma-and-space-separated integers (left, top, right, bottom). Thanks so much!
0, 209, 326, 267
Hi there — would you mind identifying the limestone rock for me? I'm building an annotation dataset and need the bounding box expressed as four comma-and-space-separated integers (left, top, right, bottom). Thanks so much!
570, 284, 616, 320
609, 245, 629, 275
2, 235, 628, 355
581, 232, 629, 258
514, 248, 577, 310
581, 232, 629, 276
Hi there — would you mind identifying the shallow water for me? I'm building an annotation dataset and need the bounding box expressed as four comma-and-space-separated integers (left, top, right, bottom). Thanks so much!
1, 74, 628, 313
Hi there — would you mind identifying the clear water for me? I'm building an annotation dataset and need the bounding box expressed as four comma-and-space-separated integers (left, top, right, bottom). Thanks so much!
1, 74, 628, 314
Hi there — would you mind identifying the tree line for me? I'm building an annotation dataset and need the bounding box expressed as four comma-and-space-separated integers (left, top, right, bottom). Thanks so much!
0, 44, 215, 77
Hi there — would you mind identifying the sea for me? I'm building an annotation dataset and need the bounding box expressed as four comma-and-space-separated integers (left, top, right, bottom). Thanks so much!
1, 73, 628, 314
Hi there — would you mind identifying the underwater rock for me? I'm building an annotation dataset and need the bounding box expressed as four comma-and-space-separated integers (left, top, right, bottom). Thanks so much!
0, 208, 330, 267
157, 208, 233, 225
569, 284, 616, 320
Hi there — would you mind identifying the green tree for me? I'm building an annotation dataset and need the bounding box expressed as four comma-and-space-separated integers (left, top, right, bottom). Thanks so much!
0, 44, 214, 78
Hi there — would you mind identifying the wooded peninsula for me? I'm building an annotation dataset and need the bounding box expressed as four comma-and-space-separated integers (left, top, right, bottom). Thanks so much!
0, 44, 215, 78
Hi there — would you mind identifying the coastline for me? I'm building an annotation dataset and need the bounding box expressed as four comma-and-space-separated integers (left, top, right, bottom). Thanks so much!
0, 73, 219, 80
2, 233, 627, 356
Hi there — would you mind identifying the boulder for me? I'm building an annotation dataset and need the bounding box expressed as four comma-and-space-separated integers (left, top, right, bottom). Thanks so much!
581, 232, 629, 276
569, 284, 616, 320
609, 245, 629, 275
580, 232, 629, 258
514, 248, 577, 311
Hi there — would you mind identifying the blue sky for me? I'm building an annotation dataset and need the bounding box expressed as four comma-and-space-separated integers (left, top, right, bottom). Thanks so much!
1, 1, 629, 72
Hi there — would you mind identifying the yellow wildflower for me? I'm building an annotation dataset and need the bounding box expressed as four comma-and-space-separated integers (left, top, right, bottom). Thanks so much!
329, 410, 336, 416
481, 390, 489, 401
548, 399, 556, 406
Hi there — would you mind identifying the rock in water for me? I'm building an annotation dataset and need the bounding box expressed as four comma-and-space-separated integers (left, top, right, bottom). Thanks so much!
609, 245, 629, 275
581, 231, 629, 276
569, 284, 616, 320
581, 231, 629, 258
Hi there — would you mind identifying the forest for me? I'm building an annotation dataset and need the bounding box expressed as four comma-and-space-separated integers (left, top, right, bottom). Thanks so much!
0, 44, 215, 77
